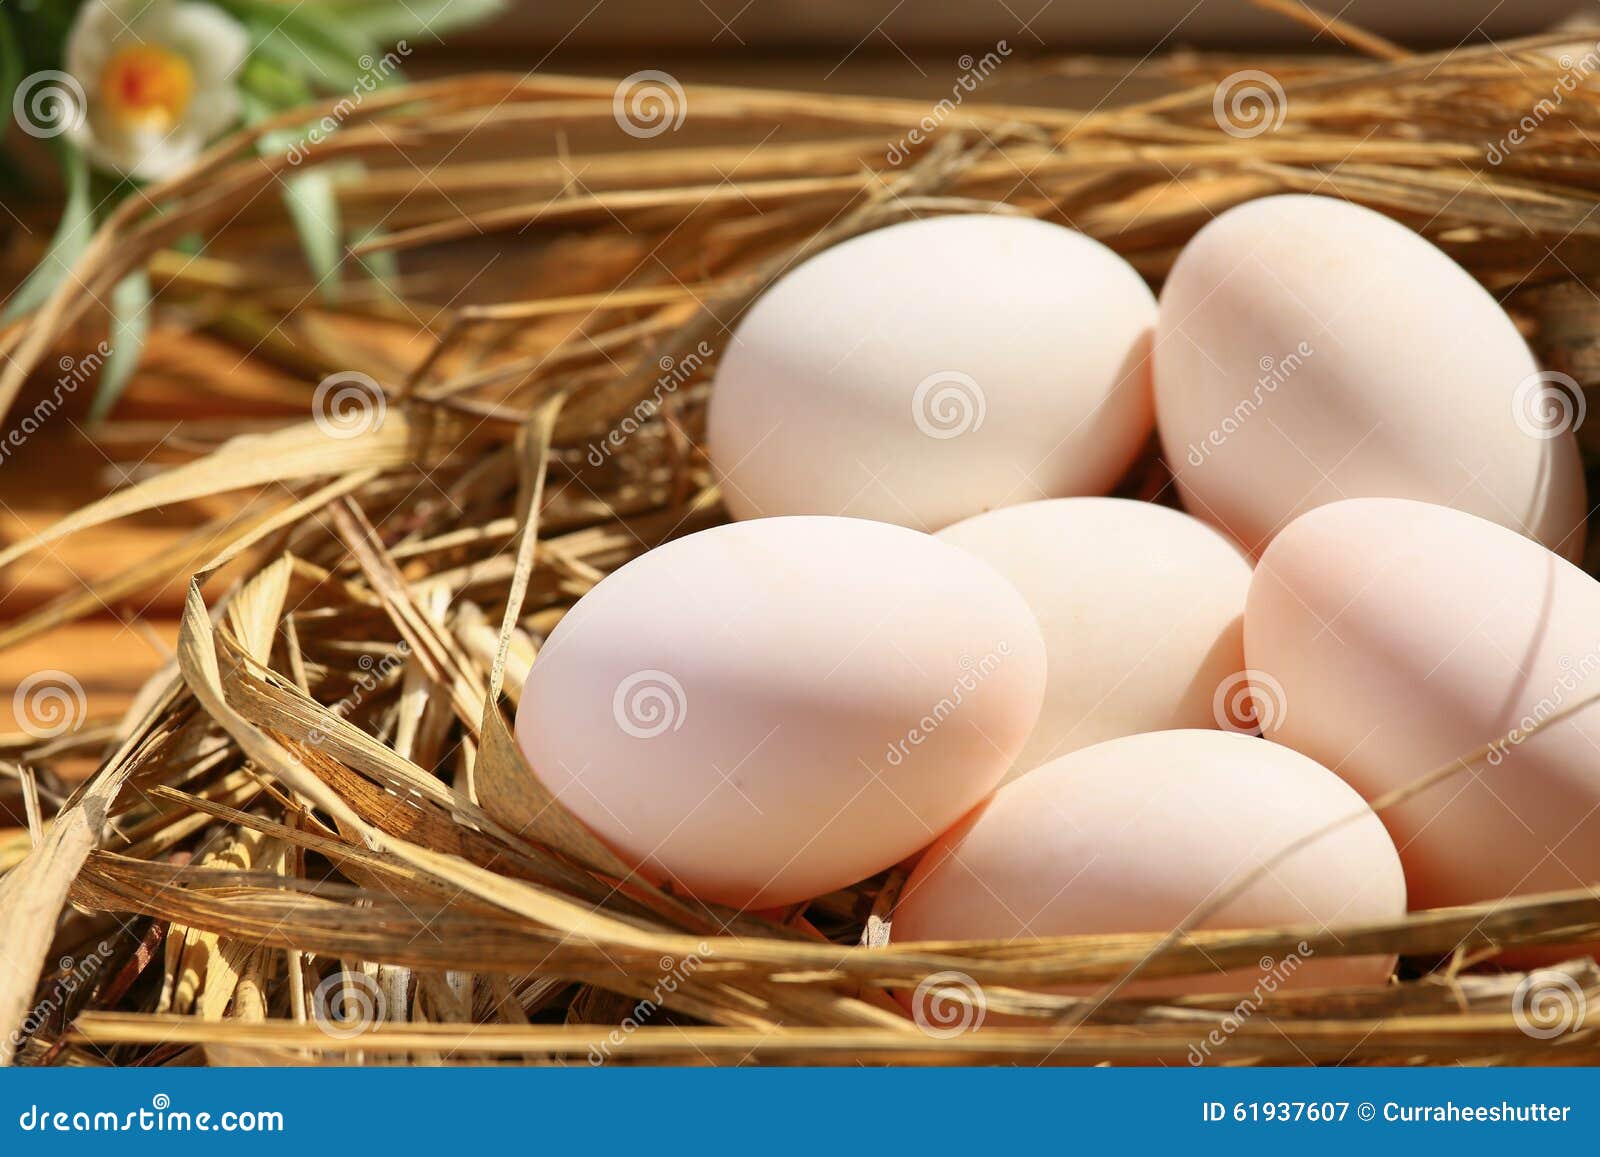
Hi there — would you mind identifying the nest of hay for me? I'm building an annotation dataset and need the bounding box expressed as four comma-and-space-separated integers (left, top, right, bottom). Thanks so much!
4, 25, 1600, 1066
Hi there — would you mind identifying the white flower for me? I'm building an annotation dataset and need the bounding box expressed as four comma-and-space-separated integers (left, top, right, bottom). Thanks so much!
65, 0, 248, 180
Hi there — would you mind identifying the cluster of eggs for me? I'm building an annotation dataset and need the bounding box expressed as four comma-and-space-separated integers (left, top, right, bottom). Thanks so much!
516, 194, 1597, 995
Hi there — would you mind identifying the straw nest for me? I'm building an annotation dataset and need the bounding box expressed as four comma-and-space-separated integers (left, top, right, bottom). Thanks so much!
4, 21, 1600, 1066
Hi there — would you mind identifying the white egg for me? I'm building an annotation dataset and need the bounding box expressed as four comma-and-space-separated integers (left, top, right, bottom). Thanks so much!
892, 729, 1406, 993
1154, 193, 1585, 560
515, 515, 1047, 909
937, 498, 1252, 782
708, 214, 1158, 531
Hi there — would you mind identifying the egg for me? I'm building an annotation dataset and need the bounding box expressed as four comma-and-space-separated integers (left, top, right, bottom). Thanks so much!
707, 214, 1158, 531
515, 515, 1048, 909
1246, 497, 1600, 940
1154, 193, 1585, 560
892, 729, 1405, 992
936, 498, 1252, 782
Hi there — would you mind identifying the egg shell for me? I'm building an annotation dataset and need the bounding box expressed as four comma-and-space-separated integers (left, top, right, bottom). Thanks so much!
936, 498, 1252, 782
892, 729, 1404, 993
515, 515, 1048, 909
1246, 497, 1600, 957
707, 214, 1157, 531
1154, 193, 1585, 560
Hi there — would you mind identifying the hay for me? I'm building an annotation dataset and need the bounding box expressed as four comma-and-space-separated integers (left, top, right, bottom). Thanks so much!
3, 22, 1600, 1065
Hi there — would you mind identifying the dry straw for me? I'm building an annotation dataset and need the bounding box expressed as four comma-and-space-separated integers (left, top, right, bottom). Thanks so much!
3, 11, 1600, 1065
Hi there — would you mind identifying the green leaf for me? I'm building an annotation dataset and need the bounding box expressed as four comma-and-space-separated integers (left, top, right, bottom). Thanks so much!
225, 0, 385, 91
0, 11, 22, 145
281, 167, 344, 304
3, 145, 93, 322
242, 93, 345, 304
87, 269, 152, 425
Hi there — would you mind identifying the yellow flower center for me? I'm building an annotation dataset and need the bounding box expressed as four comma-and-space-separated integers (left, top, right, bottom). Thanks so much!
99, 43, 193, 129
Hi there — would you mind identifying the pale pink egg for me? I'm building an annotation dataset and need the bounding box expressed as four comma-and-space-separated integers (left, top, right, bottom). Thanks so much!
892, 729, 1405, 993
515, 515, 1047, 909
1154, 194, 1585, 560
937, 498, 1252, 783
1246, 497, 1600, 960
707, 214, 1157, 531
